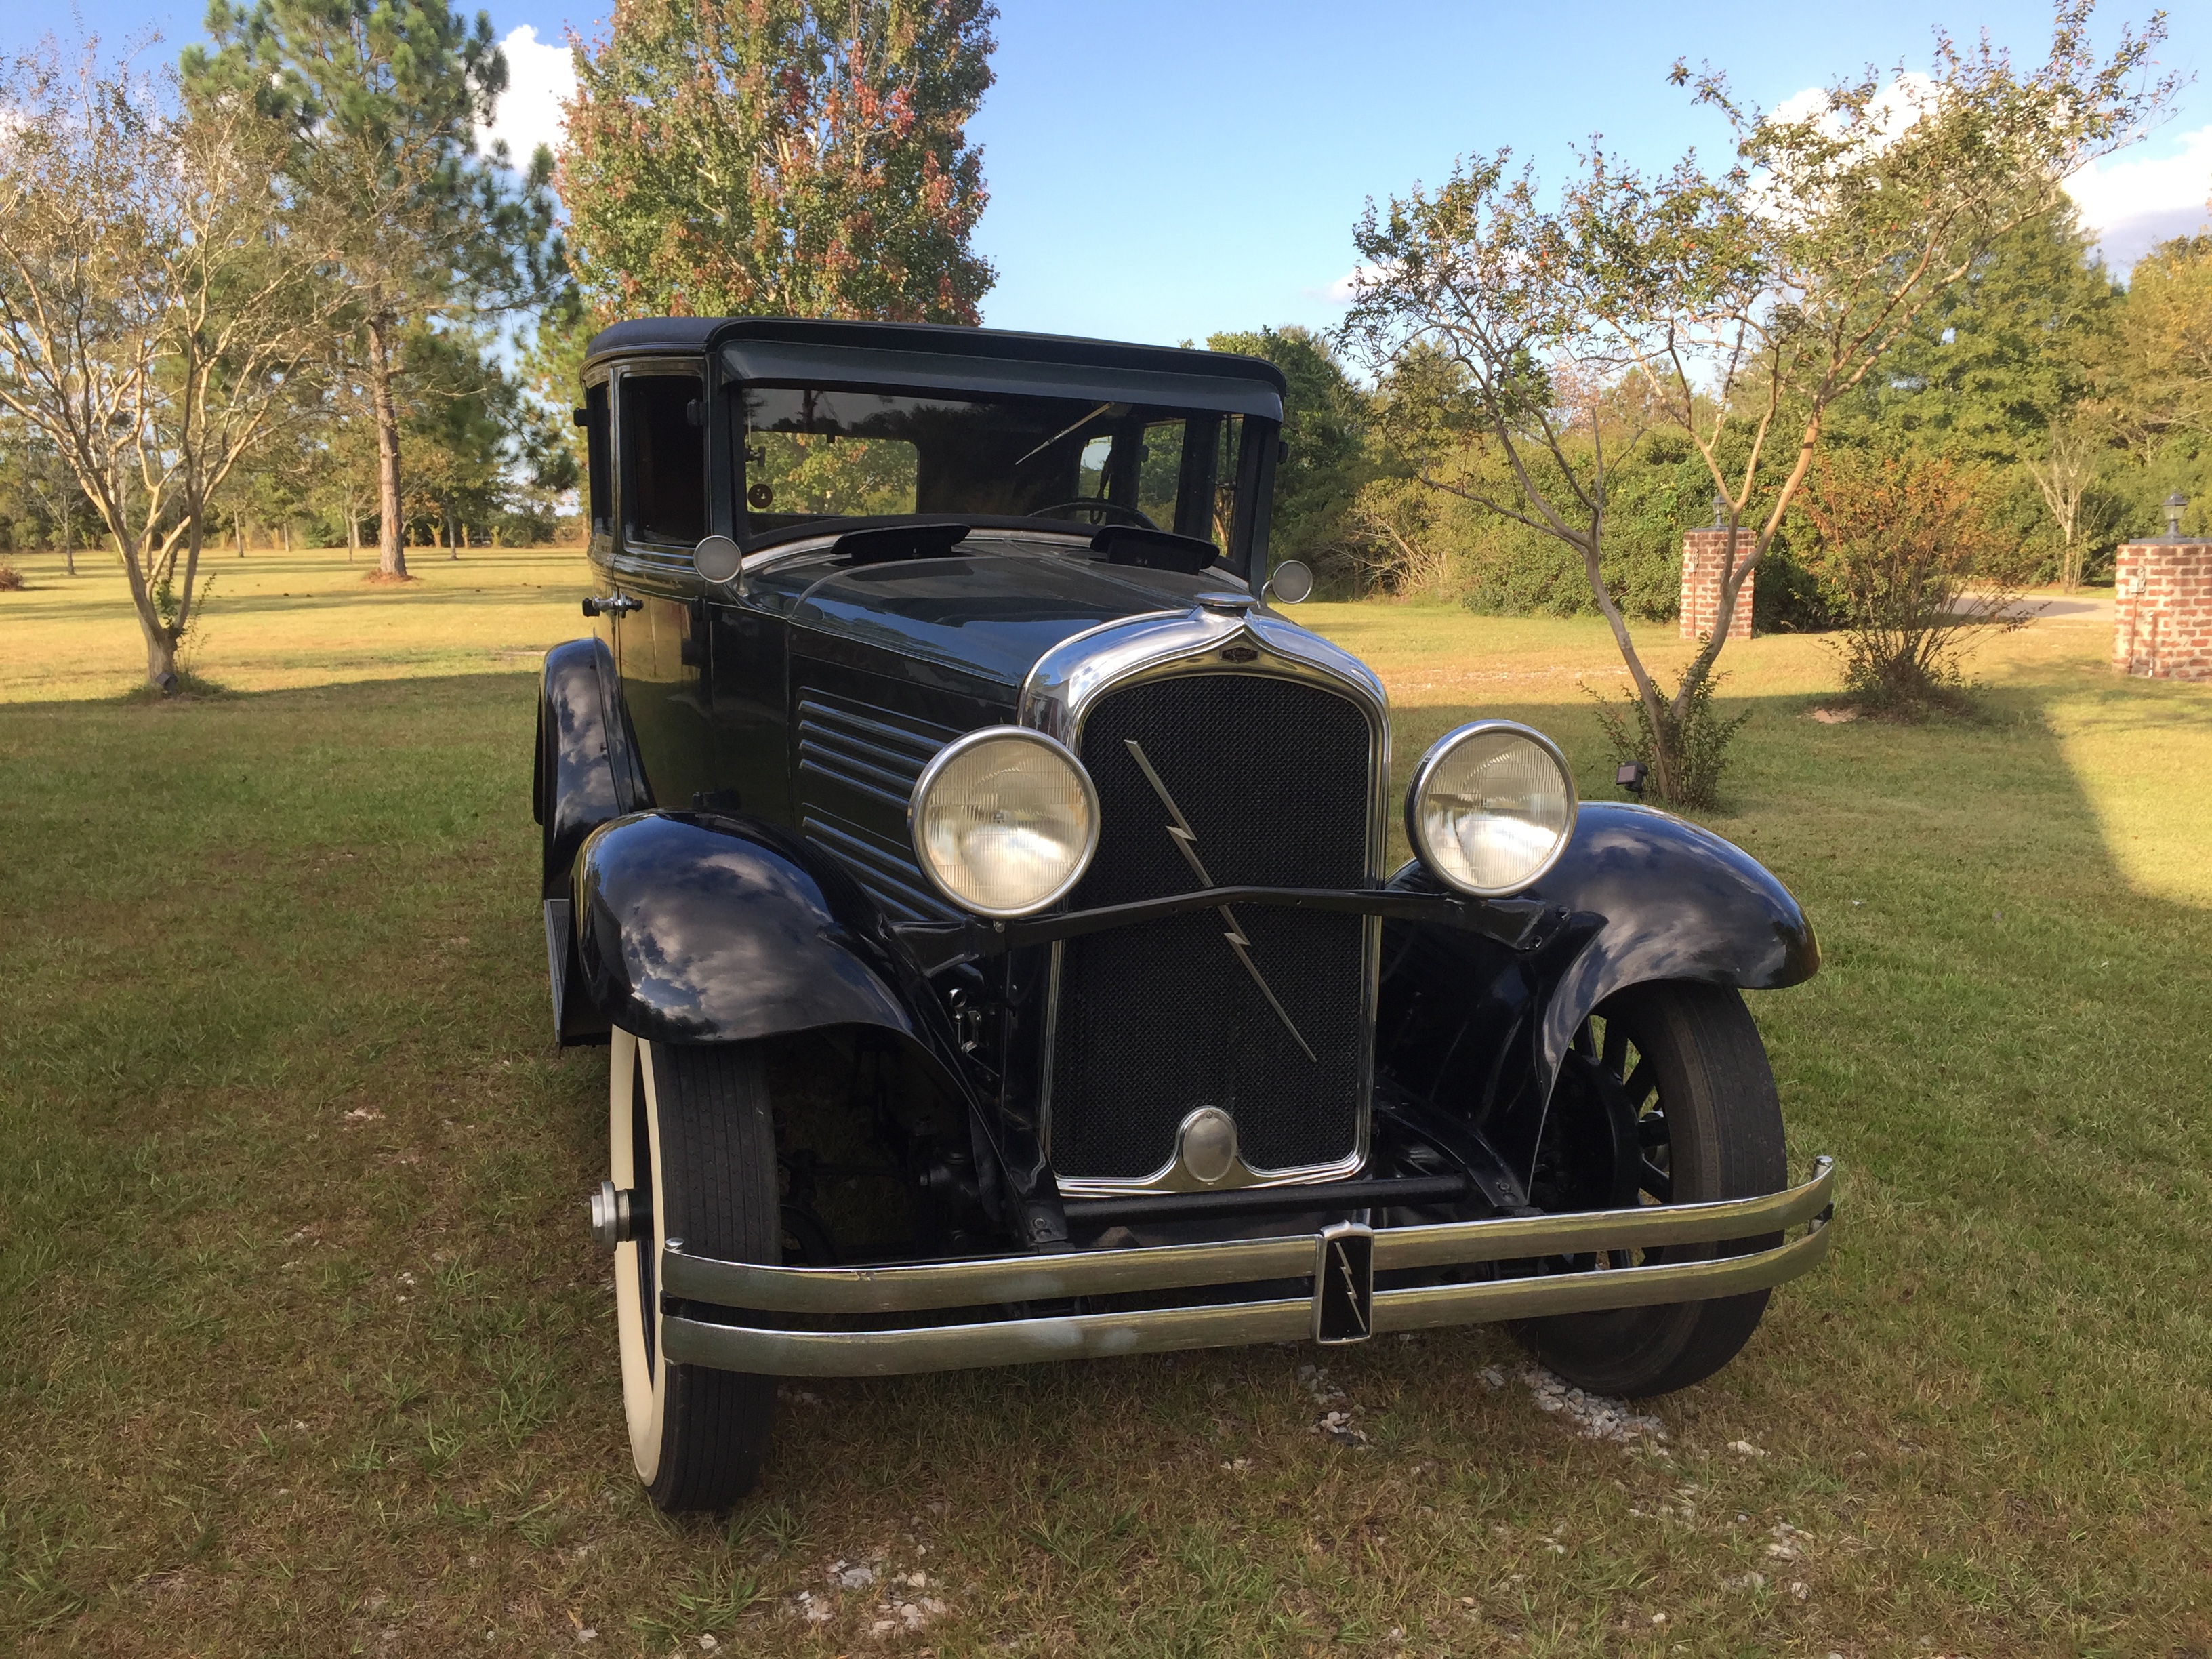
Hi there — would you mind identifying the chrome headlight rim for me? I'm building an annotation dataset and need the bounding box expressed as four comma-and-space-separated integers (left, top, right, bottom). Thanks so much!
1404, 719, 1578, 898
908, 725, 1102, 919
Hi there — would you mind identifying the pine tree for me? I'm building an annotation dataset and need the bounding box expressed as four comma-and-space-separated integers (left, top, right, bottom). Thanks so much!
185, 0, 562, 580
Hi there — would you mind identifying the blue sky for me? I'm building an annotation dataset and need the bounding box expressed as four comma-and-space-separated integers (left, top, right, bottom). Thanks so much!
13, 1, 2209, 347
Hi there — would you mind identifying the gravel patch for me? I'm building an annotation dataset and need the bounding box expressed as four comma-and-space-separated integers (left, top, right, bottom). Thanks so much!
1518, 1365, 1668, 1448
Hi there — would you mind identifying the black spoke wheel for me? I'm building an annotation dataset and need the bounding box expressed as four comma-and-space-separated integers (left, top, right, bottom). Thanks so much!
1520, 981, 1786, 1397
610, 1029, 780, 1511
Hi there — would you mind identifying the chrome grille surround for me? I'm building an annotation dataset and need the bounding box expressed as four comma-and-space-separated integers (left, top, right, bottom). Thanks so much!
1020, 604, 1391, 1197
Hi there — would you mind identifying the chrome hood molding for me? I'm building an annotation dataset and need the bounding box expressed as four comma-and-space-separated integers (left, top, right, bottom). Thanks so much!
1021, 606, 1389, 781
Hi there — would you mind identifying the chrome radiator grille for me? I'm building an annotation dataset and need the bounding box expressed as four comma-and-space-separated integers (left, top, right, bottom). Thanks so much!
1046, 674, 1374, 1183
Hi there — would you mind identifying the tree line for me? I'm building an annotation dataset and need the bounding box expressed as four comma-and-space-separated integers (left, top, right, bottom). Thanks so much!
1244, 206, 2209, 618
0, 0, 996, 687
2, 0, 2203, 775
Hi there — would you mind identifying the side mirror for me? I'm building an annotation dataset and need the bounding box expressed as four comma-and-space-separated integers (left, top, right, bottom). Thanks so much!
693, 534, 743, 586
1263, 559, 1313, 605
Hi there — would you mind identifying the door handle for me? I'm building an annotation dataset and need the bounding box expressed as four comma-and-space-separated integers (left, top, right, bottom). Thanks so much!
582, 594, 642, 617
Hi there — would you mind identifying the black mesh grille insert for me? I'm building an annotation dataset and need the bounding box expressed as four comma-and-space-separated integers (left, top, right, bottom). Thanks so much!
1048, 674, 1372, 1180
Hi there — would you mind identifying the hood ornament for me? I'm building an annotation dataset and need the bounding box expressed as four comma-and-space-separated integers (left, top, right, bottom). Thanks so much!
1123, 739, 1316, 1062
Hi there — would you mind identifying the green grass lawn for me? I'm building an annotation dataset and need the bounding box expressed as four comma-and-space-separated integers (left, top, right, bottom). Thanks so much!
2, 550, 2209, 1656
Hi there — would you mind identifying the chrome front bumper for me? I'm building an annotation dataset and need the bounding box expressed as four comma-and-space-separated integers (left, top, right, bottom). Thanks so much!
660, 1158, 1836, 1378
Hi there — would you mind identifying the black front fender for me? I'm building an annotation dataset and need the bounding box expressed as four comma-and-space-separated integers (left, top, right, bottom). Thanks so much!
573, 810, 931, 1048
1377, 803, 1817, 1172
1525, 803, 1818, 1084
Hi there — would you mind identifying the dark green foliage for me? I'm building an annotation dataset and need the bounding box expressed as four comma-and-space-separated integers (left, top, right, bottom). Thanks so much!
1835, 207, 2117, 466
1750, 546, 1843, 633
1589, 665, 1751, 811
1206, 326, 1368, 578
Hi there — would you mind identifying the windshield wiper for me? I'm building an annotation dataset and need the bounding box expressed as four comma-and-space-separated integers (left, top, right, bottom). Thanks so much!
1012, 401, 1122, 468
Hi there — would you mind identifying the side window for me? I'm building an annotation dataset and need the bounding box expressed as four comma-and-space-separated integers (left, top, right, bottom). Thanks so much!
585, 382, 611, 536
622, 372, 706, 546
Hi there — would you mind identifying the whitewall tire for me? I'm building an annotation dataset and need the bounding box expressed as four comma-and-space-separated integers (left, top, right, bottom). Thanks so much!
608, 1027, 780, 1509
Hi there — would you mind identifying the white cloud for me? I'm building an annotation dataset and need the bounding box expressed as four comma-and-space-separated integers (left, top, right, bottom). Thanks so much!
1314, 262, 1389, 306
478, 24, 575, 171
1769, 72, 1938, 150
2066, 125, 2212, 274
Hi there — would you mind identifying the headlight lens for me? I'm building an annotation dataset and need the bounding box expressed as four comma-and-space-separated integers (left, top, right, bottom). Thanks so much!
1406, 722, 1576, 896
912, 728, 1100, 917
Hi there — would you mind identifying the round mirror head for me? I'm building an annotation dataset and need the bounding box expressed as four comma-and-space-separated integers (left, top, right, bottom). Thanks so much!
693, 535, 742, 585
1268, 559, 1314, 605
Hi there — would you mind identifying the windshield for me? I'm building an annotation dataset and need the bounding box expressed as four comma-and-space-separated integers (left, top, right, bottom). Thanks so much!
734, 385, 1244, 546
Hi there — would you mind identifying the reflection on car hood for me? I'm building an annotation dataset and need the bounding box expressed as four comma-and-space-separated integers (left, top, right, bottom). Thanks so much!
785, 538, 1250, 690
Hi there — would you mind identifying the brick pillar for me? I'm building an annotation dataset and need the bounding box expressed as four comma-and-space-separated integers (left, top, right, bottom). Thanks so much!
2114, 538, 2212, 681
1679, 529, 1753, 640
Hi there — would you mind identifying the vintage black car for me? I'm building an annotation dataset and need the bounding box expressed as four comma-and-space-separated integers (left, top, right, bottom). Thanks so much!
535, 316, 1835, 1510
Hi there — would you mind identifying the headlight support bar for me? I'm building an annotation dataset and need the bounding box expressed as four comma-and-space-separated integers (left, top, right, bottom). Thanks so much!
892, 884, 1565, 975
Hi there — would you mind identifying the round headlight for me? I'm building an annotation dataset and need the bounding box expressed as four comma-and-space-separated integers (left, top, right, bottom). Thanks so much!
911, 728, 1100, 918
1406, 722, 1577, 897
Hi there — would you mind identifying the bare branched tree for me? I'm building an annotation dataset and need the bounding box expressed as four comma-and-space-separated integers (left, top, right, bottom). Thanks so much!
2023, 415, 2108, 590
0, 42, 334, 687
1345, 2, 2173, 802
1340, 158, 1679, 791
1577, 2, 2173, 690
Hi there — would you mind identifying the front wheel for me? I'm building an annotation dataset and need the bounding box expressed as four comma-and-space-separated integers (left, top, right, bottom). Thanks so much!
609, 1028, 780, 1510
1519, 981, 1788, 1397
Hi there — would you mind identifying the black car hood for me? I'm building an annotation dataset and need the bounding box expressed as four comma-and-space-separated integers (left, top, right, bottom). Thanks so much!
783, 539, 1246, 691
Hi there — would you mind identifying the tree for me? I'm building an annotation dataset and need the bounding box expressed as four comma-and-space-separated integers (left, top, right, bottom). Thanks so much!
1795, 451, 2031, 713
1206, 326, 1370, 581
1835, 206, 2118, 469
1828, 205, 2122, 588
11, 423, 91, 573
0, 43, 332, 687
1578, 3, 2169, 687
2118, 234, 2212, 442
2110, 233, 2212, 539
1349, 3, 2173, 802
309, 404, 384, 559
186, 0, 563, 581
517, 285, 590, 501
2023, 414, 2113, 589
560, 0, 997, 323
1343, 155, 1697, 789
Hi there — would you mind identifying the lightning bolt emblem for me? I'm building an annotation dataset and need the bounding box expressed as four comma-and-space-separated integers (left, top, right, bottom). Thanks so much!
1332, 1240, 1370, 1336
1124, 739, 1317, 1063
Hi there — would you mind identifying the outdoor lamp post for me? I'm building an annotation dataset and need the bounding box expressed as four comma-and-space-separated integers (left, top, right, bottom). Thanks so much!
1711, 492, 1729, 529
2165, 492, 2188, 538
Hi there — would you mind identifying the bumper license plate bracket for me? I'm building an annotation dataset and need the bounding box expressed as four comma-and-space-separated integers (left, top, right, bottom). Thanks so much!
1313, 1221, 1374, 1344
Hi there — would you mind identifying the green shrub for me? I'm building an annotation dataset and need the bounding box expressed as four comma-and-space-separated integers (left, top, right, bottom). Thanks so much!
1589, 666, 1753, 811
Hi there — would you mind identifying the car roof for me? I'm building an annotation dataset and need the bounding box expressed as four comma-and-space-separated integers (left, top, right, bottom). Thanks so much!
582, 315, 1288, 420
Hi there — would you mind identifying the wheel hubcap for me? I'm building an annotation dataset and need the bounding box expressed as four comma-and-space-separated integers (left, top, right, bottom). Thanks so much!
589, 1179, 649, 1250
